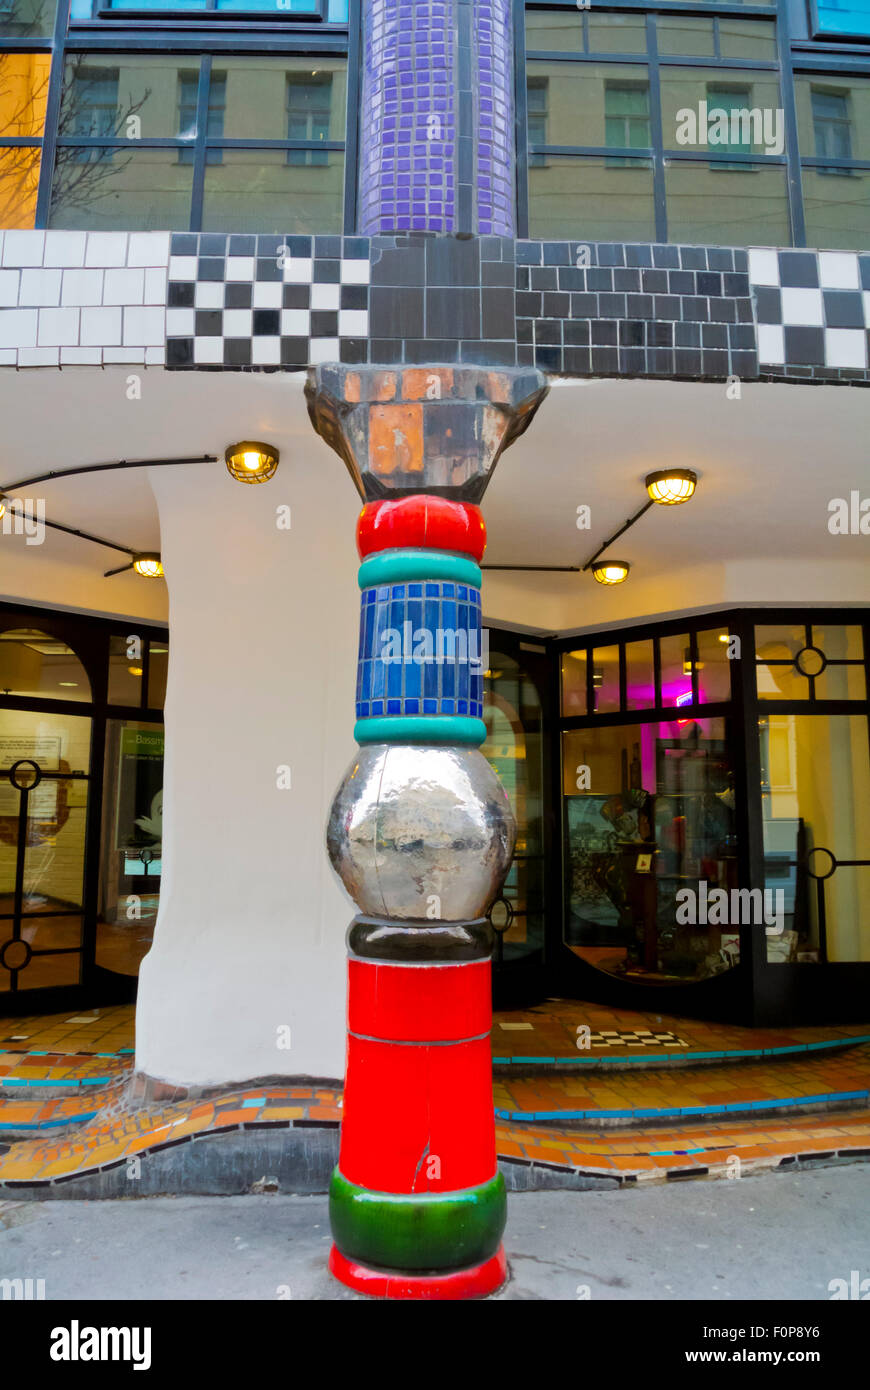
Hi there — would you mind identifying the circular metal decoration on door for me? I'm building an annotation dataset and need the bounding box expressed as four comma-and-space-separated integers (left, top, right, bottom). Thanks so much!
794, 646, 826, 678
8, 758, 43, 792
0, 937, 32, 971
806, 846, 837, 881
487, 897, 514, 934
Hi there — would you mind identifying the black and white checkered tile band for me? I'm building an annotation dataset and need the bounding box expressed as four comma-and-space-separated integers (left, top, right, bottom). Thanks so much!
749, 247, 870, 372
157, 232, 870, 382
590, 1030, 690, 1049
165, 233, 370, 369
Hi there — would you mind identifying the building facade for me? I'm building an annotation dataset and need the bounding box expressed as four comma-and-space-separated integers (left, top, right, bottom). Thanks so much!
0, 0, 868, 1090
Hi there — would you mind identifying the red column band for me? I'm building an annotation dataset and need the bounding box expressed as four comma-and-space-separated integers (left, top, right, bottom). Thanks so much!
356, 495, 487, 561
339, 957, 497, 1195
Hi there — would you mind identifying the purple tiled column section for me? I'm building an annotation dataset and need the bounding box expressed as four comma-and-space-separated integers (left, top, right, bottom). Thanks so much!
359, 0, 457, 235
358, 0, 514, 236
476, 0, 514, 236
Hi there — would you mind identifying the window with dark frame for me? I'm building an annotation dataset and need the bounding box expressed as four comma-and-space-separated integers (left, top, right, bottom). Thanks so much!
706, 83, 755, 171
526, 74, 548, 167
70, 64, 119, 163
604, 79, 651, 166
177, 69, 225, 165
811, 85, 853, 174
286, 70, 331, 166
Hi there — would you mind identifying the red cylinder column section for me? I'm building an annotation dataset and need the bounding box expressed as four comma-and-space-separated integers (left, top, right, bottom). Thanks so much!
329, 952, 507, 1298
340, 960, 496, 1196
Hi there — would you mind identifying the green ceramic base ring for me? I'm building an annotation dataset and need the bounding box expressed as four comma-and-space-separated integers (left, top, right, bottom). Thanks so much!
329, 1169, 506, 1272
358, 548, 482, 591
354, 715, 487, 746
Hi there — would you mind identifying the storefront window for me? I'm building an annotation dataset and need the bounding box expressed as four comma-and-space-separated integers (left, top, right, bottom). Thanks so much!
625, 639, 654, 710
483, 650, 545, 962
107, 632, 169, 709
696, 627, 732, 703
563, 715, 738, 982
0, 608, 167, 1005
0, 628, 91, 701
591, 644, 619, 714
96, 720, 163, 976
0, 707, 90, 992
562, 648, 587, 716
659, 631, 692, 707
147, 639, 168, 708
756, 622, 866, 702
108, 633, 145, 705
761, 714, 870, 963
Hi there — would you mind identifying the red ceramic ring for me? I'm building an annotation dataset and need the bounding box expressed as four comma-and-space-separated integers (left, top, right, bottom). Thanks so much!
329, 1244, 507, 1300
356, 496, 486, 561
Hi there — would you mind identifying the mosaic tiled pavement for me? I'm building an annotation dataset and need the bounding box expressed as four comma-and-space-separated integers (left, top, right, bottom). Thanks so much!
491, 999, 870, 1068
1, 1003, 869, 1190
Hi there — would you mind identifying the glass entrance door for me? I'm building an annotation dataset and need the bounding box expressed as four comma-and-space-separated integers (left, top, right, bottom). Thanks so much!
0, 648, 93, 996
482, 634, 553, 1007
0, 612, 168, 1013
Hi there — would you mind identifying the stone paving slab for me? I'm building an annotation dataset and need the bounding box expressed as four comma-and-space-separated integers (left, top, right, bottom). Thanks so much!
2, 1169, 869, 1302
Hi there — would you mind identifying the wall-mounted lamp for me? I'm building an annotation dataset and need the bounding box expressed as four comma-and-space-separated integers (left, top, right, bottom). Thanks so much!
132, 553, 164, 579
646, 469, 697, 506
225, 441, 280, 484
0, 493, 6, 520
592, 560, 630, 586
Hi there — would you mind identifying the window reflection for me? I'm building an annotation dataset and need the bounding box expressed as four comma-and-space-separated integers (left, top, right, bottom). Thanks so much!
563, 717, 739, 982
0, 52, 51, 227
0, 0, 58, 37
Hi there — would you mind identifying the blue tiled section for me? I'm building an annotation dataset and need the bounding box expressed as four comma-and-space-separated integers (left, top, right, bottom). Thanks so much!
355, 579, 484, 719
0, 1113, 99, 1130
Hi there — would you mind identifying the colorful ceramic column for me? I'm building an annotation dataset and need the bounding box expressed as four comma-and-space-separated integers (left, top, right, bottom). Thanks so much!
308, 363, 547, 1299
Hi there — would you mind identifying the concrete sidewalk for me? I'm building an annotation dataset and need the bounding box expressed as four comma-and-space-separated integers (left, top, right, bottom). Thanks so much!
1, 1162, 867, 1300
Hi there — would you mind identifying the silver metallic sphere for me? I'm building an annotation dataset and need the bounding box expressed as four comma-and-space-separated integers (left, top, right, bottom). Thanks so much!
327, 743, 516, 922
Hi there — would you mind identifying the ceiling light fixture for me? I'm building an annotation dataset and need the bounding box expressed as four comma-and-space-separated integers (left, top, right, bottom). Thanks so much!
132, 553, 164, 579
481, 469, 699, 580
645, 469, 698, 505
225, 441, 280, 484
592, 560, 631, 586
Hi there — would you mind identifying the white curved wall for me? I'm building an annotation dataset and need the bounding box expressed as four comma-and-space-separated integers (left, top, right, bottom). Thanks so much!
135, 455, 360, 1086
